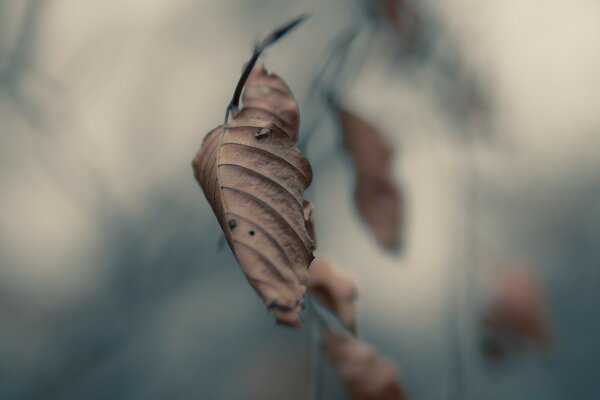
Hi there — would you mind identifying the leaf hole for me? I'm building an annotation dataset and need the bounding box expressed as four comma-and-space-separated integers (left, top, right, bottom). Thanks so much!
249, 230, 255, 236
254, 128, 270, 139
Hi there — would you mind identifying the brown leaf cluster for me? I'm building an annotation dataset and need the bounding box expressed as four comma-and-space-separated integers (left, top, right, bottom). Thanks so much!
334, 106, 403, 251
309, 259, 406, 399
193, 64, 315, 328
309, 258, 358, 333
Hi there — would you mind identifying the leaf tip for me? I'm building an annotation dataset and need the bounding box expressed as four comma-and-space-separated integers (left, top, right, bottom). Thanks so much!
261, 13, 312, 49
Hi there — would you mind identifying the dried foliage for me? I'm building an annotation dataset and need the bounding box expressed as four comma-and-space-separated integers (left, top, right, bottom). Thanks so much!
193, 17, 315, 328
481, 269, 552, 361
309, 258, 358, 333
323, 331, 407, 400
193, 14, 408, 398
333, 105, 403, 251
308, 259, 406, 399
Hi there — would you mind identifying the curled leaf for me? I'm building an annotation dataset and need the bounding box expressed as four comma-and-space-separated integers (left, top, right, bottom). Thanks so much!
193, 60, 315, 327
334, 105, 403, 251
303, 200, 316, 245
482, 269, 552, 358
323, 331, 407, 400
309, 258, 357, 333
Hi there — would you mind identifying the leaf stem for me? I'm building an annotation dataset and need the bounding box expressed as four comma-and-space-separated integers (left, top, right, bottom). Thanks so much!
306, 295, 327, 400
224, 13, 310, 124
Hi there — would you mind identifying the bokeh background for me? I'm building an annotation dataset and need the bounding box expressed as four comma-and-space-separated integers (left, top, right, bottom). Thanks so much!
1, 0, 600, 399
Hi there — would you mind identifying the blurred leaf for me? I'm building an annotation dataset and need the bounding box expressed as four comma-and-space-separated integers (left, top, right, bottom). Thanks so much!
192, 63, 315, 328
482, 269, 552, 359
323, 331, 407, 400
309, 258, 358, 333
308, 260, 405, 398
334, 105, 403, 252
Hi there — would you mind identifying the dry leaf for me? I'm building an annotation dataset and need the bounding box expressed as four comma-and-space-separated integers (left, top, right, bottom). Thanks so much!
334, 106, 403, 251
193, 61, 315, 328
482, 269, 552, 354
309, 258, 357, 333
308, 260, 404, 397
323, 331, 407, 400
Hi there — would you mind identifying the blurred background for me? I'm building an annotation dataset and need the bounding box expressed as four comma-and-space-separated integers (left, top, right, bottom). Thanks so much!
1, 0, 600, 399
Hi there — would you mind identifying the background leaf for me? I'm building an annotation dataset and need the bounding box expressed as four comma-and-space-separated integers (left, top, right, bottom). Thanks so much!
481, 268, 552, 360
309, 258, 358, 333
323, 331, 407, 400
334, 105, 403, 252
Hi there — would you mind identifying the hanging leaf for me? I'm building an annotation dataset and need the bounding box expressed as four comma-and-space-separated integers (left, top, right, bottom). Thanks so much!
333, 105, 403, 251
481, 269, 552, 359
323, 331, 407, 400
309, 258, 358, 333
192, 17, 315, 328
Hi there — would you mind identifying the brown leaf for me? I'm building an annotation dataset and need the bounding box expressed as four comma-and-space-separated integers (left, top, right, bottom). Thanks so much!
482, 269, 552, 353
193, 64, 315, 328
237, 66, 299, 139
334, 106, 403, 251
309, 260, 404, 398
308, 259, 357, 333
323, 331, 407, 400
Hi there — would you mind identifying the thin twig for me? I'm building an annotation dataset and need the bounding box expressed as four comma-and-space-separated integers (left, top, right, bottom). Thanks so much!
224, 13, 310, 124
296, 26, 359, 152
305, 297, 319, 400
305, 295, 330, 400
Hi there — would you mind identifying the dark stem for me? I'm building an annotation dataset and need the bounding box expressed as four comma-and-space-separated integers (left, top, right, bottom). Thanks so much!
225, 48, 260, 123
224, 13, 310, 124
305, 296, 320, 400
305, 295, 328, 400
